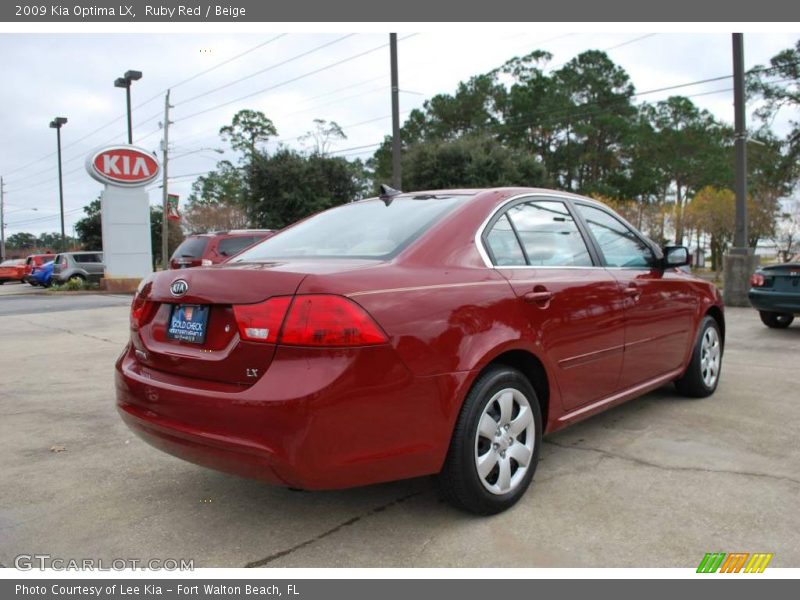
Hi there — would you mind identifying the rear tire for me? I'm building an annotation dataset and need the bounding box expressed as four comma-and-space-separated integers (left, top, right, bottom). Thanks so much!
759, 311, 794, 329
674, 316, 723, 398
439, 365, 542, 515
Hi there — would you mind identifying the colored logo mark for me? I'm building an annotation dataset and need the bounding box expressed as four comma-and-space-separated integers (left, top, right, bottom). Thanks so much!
697, 552, 773, 573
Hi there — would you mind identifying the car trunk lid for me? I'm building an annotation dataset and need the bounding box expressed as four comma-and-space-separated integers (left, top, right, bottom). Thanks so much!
761, 263, 800, 293
131, 259, 380, 385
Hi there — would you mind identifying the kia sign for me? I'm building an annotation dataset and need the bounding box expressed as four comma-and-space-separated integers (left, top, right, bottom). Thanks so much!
85, 144, 159, 285
86, 145, 160, 187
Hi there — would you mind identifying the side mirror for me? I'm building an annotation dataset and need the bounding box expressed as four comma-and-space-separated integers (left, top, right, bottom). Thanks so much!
663, 245, 690, 268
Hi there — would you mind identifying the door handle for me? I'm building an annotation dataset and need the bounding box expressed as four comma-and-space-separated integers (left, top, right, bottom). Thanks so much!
523, 290, 553, 304
624, 284, 641, 300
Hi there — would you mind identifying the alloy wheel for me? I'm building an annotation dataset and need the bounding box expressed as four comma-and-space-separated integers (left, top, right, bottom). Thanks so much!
700, 327, 721, 388
474, 388, 535, 495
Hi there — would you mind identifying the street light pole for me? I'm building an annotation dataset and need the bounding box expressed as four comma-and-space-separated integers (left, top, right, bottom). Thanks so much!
125, 85, 132, 145
161, 89, 172, 270
114, 70, 142, 144
0, 176, 6, 261
49, 117, 68, 252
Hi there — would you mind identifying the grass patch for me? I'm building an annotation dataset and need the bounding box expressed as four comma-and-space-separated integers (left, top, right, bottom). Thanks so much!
48, 278, 100, 292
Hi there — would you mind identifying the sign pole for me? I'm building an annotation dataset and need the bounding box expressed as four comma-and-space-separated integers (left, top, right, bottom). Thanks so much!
161, 89, 171, 270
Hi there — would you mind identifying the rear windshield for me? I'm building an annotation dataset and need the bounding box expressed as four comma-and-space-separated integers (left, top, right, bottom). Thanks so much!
172, 237, 210, 260
233, 196, 468, 261
218, 236, 257, 257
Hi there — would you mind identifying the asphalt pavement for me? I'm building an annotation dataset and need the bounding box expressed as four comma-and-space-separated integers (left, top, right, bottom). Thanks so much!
0, 291, 798, 568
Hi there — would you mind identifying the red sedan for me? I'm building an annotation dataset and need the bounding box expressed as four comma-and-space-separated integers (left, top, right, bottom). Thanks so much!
117, 187, 725, 514
0, 258, 26, 284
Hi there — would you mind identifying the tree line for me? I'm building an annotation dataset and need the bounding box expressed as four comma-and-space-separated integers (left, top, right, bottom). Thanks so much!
8, 39, 800, 267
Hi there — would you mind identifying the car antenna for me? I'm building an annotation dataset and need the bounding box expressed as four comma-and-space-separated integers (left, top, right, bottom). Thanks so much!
379, 184, 402, 206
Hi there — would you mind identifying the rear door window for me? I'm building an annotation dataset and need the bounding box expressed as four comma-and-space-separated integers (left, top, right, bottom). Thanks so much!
504, 201, 593, 267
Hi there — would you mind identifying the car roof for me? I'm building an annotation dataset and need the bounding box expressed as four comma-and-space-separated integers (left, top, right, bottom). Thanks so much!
385, 187, 607, 206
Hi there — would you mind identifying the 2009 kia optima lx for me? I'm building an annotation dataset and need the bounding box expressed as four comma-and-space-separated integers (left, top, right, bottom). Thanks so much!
117, 187, 725, 514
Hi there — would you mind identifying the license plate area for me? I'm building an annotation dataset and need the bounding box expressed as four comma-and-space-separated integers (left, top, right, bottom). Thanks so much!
167, 304, 209, 344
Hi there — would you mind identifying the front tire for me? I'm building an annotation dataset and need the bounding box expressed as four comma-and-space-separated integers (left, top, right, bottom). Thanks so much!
674, 316, 723, 398
439, 366, 542, 515
759, 311, 794, 329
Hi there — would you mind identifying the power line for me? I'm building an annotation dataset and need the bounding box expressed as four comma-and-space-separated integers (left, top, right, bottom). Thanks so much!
6, 207, 84, 228
174, 34, 418, 123
175, 34, 357, 107
2, 35, 290, 180
169, 34, 288, 92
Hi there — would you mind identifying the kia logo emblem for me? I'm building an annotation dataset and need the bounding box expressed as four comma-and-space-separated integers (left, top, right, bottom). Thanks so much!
85, 145, 160, 187
170, 279, 189, 297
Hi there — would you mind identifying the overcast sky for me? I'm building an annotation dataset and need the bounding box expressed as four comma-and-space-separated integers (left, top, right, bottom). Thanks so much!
0, 31, 798, 237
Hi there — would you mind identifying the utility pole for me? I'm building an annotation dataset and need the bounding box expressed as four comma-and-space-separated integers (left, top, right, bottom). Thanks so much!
0, 177, 6, 261
733, 33, 748, 249
723, 33, 759, 307
161, 89, 172, 270
390, 33, 402, 190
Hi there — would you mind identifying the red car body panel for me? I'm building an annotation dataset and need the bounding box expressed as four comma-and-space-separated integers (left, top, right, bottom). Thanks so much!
117, 187, 724, 489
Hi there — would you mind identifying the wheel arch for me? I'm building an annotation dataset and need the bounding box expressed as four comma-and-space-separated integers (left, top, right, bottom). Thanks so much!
476, 348, 552, 434
705, 304, 725, 345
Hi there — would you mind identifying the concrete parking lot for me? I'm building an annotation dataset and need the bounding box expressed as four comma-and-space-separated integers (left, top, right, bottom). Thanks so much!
1, 283, 799, 568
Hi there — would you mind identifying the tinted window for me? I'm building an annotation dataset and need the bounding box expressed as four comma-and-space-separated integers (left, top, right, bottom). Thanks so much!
505, 201, 592, 267
218, 236, 256, 257
74, 253, 100, 263
234, 196, 468, 261
172, 237, 210, 260
486, 214, 526, 266
575, 204, 653, 268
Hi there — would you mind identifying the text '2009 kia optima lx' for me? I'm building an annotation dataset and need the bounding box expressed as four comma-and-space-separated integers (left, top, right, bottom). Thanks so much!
117, 187, 725, 514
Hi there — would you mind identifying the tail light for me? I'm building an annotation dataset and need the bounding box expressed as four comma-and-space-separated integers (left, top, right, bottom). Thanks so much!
281, 295, 388, 347
233, 294, 388, 347
750, 273, 765, 287
233, 296, 292, 342
130, 293, 157, 330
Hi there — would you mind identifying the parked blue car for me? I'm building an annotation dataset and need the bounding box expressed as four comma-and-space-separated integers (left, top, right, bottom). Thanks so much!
29, 260, 55, 287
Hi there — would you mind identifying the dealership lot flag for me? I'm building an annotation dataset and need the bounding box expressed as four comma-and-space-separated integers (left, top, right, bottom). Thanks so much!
167, 194, 180, 221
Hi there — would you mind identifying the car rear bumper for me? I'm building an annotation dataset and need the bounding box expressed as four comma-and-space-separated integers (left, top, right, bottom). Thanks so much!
116, 343, 471, 489
748, 289, 800, 314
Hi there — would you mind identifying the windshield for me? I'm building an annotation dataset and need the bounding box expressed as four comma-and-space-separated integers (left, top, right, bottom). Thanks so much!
233, 196, 469, 261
